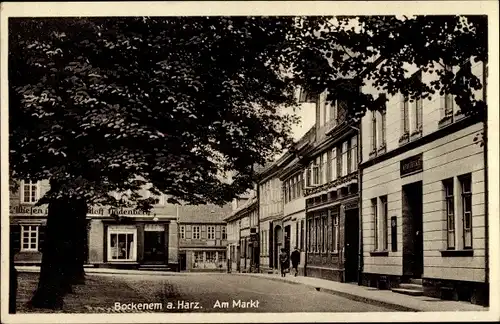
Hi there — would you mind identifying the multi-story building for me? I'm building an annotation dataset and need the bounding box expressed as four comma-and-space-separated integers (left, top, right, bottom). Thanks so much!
276, 126, 316, 275
10, 180, 180, 270
224, 190, 258, 273
301, 89, 361, 283
178, 204, 230, 272
359, 60, 488, 305
257, 162, 285, 272
10, 179, 231, 272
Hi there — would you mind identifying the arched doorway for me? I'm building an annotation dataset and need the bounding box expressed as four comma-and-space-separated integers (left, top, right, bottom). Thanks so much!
273, 225, 282, 269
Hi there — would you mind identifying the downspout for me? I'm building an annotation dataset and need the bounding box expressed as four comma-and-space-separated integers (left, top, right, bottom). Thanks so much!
349, 123, 363, 286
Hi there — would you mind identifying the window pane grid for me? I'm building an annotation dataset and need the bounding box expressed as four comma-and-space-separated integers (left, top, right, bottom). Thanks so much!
21, 225, 38, 251
461, 175, 472, 249
444, 179, 455, 249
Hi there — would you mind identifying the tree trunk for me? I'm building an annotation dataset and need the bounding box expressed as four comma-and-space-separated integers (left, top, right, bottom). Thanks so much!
68, 200, 88, 286
29, 197, 88, 309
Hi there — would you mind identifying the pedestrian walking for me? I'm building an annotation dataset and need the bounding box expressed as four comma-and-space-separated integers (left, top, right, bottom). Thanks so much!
279, 248, 289, 277
290, 246, 301, 277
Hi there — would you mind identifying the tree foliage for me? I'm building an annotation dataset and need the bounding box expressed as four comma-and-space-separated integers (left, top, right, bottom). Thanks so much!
9, 17, 301, 208
291, 15, 487, 121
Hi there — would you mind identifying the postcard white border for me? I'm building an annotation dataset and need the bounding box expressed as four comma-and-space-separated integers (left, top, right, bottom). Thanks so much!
1, 1, 499, 323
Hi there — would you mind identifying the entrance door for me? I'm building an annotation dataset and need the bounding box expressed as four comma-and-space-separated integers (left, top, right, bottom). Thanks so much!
273, 225, 282, 269
402, 182, 424, 278
284, 225, 291, 268
143, 231, 166, 264
179, 252, 187, 271
344, 209, 359, 282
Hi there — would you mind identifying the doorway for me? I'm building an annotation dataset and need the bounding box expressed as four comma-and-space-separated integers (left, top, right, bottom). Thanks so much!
143, 230, 166, 264
344, 208, 359, 282
273, 225, 282, 269
402, 181, 424, 278
179, 252, 187, 271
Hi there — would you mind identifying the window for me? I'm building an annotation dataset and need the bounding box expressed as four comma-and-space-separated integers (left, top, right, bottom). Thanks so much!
322, 214, 327, 253
218, 252, 226, 263
402, 96, 409, 134
341, 141, 349, 177
206, 251, 217, 263
443, 179, 455, 249
312, 159, 320, 186
380, 110, 386, 147
371, 110, 377, 151
460, 175, 472, 249
180, 226, 185, 239
372, 198, 378, 251
444, 65, 454, 117
380, 196, 388, 250
332, 208, 339, 252
378, 94, 387, 147
308, 221, 313, 251
22, 180, 39, 204
321, 152, 328, 184
414, 71, 423, 132
108, 227, 137, 261
350, 136, 358, 172
330, 148, 337, 181
415, 96, 423, 131
193, 251, 203, 267
314, 217, 319, 252
295, 221, 299, 250
222, 226, 227, 240
21, 225, 38, 251
207, 226, 215, 239
193, 226, 201, 239
300, 220, 304, 250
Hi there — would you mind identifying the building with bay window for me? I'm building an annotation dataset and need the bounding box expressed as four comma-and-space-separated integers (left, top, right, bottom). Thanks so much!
301, 89, 361, 283
359, 59, 488, 305
276, 126, 316, 276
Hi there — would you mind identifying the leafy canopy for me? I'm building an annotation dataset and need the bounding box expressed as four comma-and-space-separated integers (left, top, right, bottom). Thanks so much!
9, 15, 488, 208
291, 15, 487, 120
9, 17, 301, 208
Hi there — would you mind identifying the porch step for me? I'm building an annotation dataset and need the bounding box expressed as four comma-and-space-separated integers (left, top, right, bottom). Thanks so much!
138, 264, 171, 272
391, 288, 424, 296
399, 283, 424, 291
409, 278, 423, 285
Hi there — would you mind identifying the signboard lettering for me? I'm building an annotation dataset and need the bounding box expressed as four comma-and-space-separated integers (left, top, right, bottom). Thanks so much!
400, 153, 423, 177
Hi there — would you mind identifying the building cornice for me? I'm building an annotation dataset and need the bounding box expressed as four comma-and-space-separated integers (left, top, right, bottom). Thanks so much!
360, 115, 481, 170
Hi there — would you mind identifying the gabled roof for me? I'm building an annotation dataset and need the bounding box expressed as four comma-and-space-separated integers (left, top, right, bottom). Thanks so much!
223, 193, 258, 222
178, 203, 232, 224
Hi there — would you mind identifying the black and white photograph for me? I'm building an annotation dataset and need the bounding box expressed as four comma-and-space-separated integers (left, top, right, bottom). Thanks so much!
1, 1, 498, 323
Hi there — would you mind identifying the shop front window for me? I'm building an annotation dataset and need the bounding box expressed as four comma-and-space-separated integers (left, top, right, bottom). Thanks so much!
108, 227, 137, 261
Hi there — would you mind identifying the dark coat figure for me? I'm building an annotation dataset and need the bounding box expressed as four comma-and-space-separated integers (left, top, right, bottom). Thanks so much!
290, 247, 301, 276
279, 249, 289, 277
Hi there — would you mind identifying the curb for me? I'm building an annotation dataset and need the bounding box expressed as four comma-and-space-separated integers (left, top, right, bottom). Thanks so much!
238, 273, 419, 312
15, 268, 229, 277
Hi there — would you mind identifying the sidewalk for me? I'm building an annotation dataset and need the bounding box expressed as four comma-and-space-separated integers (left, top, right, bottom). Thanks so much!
242, 273, 488, 312
15, 266, 226, 277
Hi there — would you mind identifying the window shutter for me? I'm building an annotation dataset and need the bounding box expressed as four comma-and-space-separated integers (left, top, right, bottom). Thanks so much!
38, 225, 46, 252
10, 225, 21, 255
